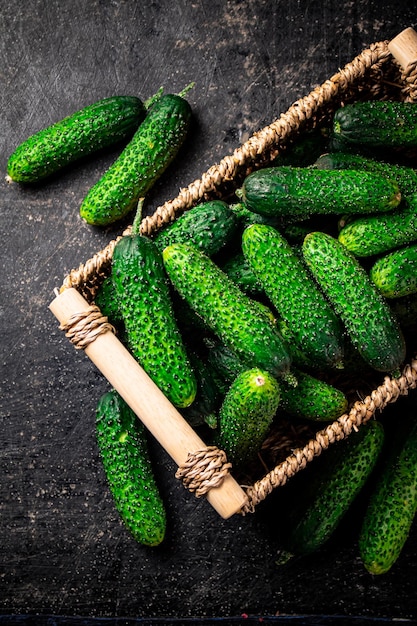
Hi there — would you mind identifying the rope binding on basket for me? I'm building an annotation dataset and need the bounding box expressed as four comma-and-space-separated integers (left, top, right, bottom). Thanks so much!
175, 446, 233, 498
58, 304, 116, 350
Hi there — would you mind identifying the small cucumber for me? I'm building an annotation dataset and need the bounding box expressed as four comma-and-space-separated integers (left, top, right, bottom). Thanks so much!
215, 368, 281, 468
96, 389, 166, 546
153, 200, 238, 256
162, 243, 292, 380
279, 367, 348, 422
286, 420, 384, 555
338, 195, 417, 257
315, 151, 417, 198
302, 232, 406, 374
6, 96, 146, 183
242, 224, 344, 370
80, 92, 193, 226
359, 415, 417, 575
332, 100, 417, 149
370, 244, 417, 299
237, 166, 401, 220
112, 234, 197, 408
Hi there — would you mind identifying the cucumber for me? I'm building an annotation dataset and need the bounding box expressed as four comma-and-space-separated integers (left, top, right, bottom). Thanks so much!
161, 243, 292, 381
153, 200, 239, 256
242, 224, 344, 370
279, 367, 348, 422
370, 244, 417, 298
111, 234, 197, 408
6, 96, 146, 183
286, 420, 385, 555
237, 166, 401, 220
332, 100, 417, 149
302, 231, 406, 374
96, 389, 166, 546
315, 152, 417, 199
215, 368, 281, 468
80, 92, 193, 226
338, 195, 417, 257
359, 415, 417, 574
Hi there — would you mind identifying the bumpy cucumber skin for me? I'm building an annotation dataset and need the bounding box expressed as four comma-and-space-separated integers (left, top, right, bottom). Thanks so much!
112, 235, 197, 408
315, 151, 417, 199
338, 196, 417, 257
80, 94, 192, 226
162, 243, 292, 380
96, 390, 166, 546
359, 417, 417, 575
154, 200, 238, 256
7, 96, 146, 183
216, 368, 281, 467
220, 251, 264, 297
280, 367, 348, 422
302, 232, 406, 374
94, 276, 123, 324
332, 101, 417, 148
239, 166, 401, 220
287, 420, 385, 555
242, 224, 344, 370
370, 244, 417, 298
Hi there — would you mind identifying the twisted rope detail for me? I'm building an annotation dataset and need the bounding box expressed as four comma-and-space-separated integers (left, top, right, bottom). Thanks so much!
240, 357, 417, 514
175, 446, 233, 498
59, 305, 116, 349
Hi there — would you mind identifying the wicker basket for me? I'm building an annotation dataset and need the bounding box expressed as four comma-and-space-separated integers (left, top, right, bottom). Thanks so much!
50, 28, 417, 518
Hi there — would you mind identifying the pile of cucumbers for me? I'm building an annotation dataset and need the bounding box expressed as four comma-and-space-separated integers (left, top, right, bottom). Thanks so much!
8, 91, 417, 572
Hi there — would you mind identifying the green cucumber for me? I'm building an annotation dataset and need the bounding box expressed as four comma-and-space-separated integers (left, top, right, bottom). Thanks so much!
332, 100, 417, 149
161, 243, 292, 380
286, 420, 385, 555
338, 195, 417, 257
6, 96, 146, 183
315, 152, 417, 199
215, 368, 281, 468
359, 415, 417, 574
242, 224, 344, 370
154, 200, 238, 256
80, 92, 193, 226
302, 231, 406, 374
279, 368, 348, 422
96, 389, 166, 546
237, 166, 401, 220
370, 244, 417, 298
112, 234, 197, 408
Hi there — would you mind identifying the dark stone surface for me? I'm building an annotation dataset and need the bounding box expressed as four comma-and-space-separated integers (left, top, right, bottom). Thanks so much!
1, 0, 417, 621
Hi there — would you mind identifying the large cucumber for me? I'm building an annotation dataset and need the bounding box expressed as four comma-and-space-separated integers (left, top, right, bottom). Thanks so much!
286, 420, 385, 555
359, 415, 417, 575
301, 231, 406, 374
242, 224, 344, 370
237, 166, 401, 220
80, 92, 193, 226
6, 95, 146, 184
161, 243, 292, 381
96, 389, 166, 546
111, 234, 197, 408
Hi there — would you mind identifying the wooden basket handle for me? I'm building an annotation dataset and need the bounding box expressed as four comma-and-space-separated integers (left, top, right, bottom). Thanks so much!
389, 26, 417, 69
49, 287, 248, 519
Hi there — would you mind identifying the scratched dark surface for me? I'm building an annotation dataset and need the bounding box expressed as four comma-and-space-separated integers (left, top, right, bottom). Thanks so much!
1, 0, 417, 623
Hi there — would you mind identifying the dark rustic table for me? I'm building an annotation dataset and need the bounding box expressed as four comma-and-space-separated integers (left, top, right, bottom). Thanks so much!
1, 1, 417, 623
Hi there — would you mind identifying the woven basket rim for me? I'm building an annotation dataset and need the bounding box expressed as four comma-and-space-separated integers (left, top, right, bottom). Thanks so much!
56, 35, 417, 514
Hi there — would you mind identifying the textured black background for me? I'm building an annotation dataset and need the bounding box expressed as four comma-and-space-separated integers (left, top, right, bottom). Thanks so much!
1, 0, 417, 622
